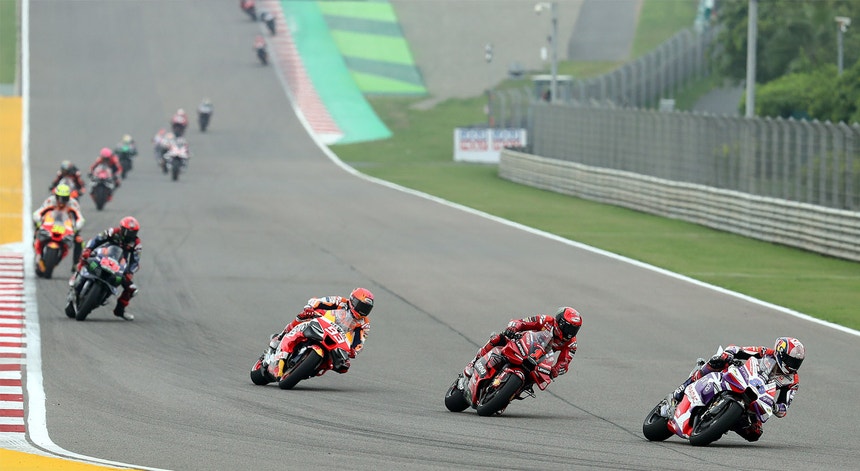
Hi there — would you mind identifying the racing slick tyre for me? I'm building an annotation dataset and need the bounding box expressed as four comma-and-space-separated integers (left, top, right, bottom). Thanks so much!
642, 401, 674, 441
250, 358, 273, 385
444, 376, 469, 412
277, 349, 322, 390
40, 247, 61, 279
75, 282, 107, 321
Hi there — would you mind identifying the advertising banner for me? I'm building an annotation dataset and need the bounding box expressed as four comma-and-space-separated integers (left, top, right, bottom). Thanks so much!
453, 128, 527, 163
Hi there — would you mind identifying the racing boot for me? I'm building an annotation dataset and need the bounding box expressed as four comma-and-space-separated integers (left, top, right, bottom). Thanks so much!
113, 303, 134, 321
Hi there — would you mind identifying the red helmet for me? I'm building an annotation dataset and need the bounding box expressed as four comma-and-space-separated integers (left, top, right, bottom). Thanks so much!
774, 337, 804, 374
554, 307, 581, 340
348, 288, 374, 319
99, 147, 113, 159
119, 216, 140, 244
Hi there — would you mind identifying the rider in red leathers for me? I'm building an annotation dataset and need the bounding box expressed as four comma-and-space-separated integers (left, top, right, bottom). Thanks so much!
668, 337, 805, 442
468, 307, 582, 380
265, 288, 374, 372
89, 147, 123, 188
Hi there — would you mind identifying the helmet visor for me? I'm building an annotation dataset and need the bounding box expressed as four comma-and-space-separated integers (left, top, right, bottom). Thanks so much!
350, 296, 373, 317
780, 353, 803, 372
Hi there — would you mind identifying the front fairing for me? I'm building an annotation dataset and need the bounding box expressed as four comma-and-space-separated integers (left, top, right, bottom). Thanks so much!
80, 245, 128, 294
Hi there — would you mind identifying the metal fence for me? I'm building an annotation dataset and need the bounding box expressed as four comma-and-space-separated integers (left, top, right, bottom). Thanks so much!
489, 26, 715, 126
526, 102, 860, 211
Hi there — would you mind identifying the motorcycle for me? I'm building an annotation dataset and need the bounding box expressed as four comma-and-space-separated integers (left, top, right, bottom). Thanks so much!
197, 106, 213, 132
164, 143, 189, 181
171, 120, 187, 138
115, 145, 136, 179
250, 314, 352, 390
33, 210, 76, 279
65, 244, 129, 321
240, 0, 257, 21
445, 329, 557, 416
89, 163, 115, 211
642, 348, 778, 446
256, 46, 268, 66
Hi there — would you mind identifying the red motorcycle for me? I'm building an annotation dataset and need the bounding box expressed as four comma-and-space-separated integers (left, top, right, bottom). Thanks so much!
89, 163, 115, 210
250, 314, 352, 390
445, 329, 557, 416
34, 209, 76, 279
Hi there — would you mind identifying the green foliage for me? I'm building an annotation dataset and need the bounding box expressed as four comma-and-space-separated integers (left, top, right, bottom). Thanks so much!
752, 68, 834, 119
0, 0, 17, 84
715, 0, 860, 83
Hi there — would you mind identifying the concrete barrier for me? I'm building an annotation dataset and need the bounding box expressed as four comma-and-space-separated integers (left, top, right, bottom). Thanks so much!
499, 149, 860, 262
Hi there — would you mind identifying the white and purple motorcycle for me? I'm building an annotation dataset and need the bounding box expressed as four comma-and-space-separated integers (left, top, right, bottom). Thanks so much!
643, 347, 778, 446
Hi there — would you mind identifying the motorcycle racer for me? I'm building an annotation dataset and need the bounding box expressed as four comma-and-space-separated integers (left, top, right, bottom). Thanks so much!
69, 216, 141, 321
265, 288, 374, 371
667, 337, 805, 442
89, 147, 122, 188
49, 160, 87, 197
171, 109, 188, 136
32, 184, 86, 269
469, 307, 582, 380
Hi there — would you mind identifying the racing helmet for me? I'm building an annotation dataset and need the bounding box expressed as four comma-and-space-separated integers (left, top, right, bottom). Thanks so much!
54, 184, 71, 206
348, 288, 374, 319
60, 160, 73, 172
118, 216, 140, 244
554, 307, 582, 340
121, 134, 134, 145
774, 337, 804, 374
99, 147, 113, 159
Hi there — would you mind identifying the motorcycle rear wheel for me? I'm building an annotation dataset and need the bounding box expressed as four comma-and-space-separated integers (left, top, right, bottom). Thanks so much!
642, 401, 674, 441
444, 377, 469, 412
476, 374, 523, 416
688, 395, 744, 446
40, 247, 62, 279
93, 185, 109, 211
278, 349, 322, 390
250, 358, 273, 385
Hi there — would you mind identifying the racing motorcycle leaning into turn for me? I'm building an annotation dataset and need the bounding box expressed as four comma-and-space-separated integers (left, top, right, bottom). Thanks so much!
642, 347, 779, 446
250, 313, 352, 390
445, 329, 560, 416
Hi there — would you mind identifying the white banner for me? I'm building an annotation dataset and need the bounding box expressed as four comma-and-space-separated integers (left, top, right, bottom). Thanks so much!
453, 128, 527, 163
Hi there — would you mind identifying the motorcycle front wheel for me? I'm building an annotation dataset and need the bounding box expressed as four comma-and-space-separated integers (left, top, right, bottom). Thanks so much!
76, 281, 108, 321
278, 349, 322, 390
476, 374, 523, 416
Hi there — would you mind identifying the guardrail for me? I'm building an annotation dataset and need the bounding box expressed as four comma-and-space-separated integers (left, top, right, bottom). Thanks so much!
499, 149, 860, 262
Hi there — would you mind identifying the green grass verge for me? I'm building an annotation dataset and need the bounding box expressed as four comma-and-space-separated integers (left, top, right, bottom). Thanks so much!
0, 0, 16, 85
334, 94, 860, 332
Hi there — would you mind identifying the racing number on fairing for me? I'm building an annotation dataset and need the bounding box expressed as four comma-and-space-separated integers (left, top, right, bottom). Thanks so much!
324, 324, 346, 344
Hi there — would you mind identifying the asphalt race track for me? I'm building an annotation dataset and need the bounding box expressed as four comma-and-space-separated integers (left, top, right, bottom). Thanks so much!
25, 2, 860, 470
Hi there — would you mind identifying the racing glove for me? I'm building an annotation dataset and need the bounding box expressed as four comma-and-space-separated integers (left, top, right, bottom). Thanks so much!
298, 306, 317, 320
501, 328, 517, 339
708, 351, 734, 369
81, 248, 92, 261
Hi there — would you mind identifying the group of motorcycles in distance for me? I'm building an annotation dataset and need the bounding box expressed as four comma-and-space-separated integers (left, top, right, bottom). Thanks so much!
33, 104, 213, 321
240, 0, 275, 66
